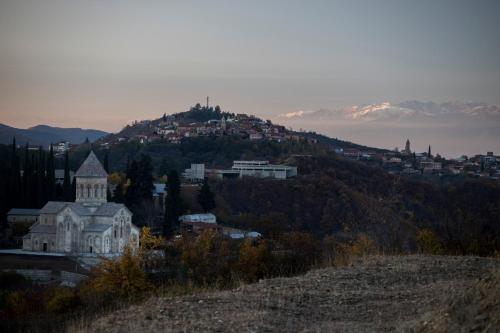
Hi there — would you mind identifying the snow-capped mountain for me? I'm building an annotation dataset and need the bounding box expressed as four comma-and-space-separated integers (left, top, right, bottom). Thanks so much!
278, 101, 500, 122
276, 101, 500, 157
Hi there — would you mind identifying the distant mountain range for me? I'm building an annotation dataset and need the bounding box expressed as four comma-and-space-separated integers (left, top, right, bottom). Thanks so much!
277, 101, 500, 157
0, 123, 108, 147
278, 101, 500, 122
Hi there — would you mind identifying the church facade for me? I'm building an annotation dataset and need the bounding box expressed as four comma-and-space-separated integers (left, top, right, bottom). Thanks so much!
22, 151, 140, 255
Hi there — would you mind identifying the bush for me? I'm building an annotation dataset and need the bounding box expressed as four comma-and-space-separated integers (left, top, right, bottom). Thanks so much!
46, 288, 80, 313
237, 239, 272, 282
80, 246, 150, 302
416, 229, 443, 255
0, 271, 29, 290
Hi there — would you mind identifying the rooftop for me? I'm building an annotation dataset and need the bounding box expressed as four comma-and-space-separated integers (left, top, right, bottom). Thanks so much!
8, 208, 40, 216
75, 151, 108, 178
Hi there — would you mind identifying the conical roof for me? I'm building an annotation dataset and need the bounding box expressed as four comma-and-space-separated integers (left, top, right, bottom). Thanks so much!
75, 151, 108, 178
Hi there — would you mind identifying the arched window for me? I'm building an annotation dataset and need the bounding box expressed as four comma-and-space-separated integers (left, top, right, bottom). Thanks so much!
94, 184, 99, 198
101, 184, 105, 198
79, 184, 84, 198
87, 185, 91, 197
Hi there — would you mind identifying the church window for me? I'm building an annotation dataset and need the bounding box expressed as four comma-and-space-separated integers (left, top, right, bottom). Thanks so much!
66, 223, 69, 231
94, 184, 99, 198
101, 185, 105, 198
114, 228, 117, 238
120, 226, 123, 238
79, 184, 84, 198
87, 185, 91, 198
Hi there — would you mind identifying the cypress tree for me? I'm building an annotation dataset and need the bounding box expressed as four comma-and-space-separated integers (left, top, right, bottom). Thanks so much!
30, 154, 37, 207
113, 183, 125, 203
103, 152, 109, 173
46, 144, 56, 200
37, 146, 46, 207
197, 179, 216, 212
9, 137, 21, 208
22, 143, 31, 207
63, 151, 72, 201
71, 176, 77, 201
164, 170, 183, 237
125, 160, 139, 208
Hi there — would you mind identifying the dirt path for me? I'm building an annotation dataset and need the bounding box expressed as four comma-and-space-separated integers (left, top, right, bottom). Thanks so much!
85, 255, 499, 333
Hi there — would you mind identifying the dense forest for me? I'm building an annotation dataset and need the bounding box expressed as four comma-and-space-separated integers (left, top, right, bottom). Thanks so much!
1, 131, 499, 255
214, 154, 500, 255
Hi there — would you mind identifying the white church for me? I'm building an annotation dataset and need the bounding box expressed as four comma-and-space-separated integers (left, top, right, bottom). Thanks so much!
22, 151, 140, 255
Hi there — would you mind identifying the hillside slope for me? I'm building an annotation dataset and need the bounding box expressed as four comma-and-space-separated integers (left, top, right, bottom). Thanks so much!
82, 255, 499, 333
0, 123, 108, 146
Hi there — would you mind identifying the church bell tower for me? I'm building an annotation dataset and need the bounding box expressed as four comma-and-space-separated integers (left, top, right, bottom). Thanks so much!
74, 151, 108, 207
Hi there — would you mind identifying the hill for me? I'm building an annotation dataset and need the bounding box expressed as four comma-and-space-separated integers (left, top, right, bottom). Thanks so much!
0, 123, 108, 147
79, 255, 500, 333
94, 104, 386, 163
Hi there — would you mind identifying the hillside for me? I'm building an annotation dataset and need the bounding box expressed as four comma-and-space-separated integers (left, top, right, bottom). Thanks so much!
94, 104, 386, 162
0, 123, 108, 146
80, 255, 500, 333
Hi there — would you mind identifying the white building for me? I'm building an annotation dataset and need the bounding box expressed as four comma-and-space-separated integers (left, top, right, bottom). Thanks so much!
182, 163, 205, 182
231, 161, 297, 179
21, 151, 140, 255
179, 213, 217, 224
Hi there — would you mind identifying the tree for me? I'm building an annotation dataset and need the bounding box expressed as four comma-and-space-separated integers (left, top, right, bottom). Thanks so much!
9, 137, 21, 209
428, 145, 432, 157
103, 152, 109, 173
113, 183, 125, 203
36, 146, 46, 207
63, 151, 72, 201
163, 170, 183, 237
46, 144, 56, 200
22, 143, 31, 207
197, 179, 216, 212
124, 155, 154, 225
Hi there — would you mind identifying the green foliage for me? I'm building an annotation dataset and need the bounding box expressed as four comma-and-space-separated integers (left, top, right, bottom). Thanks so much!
164, 170, 184, 237
125, 154, 154, 226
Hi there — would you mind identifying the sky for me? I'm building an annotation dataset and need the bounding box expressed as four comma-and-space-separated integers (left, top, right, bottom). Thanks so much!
0, 0, 499, 153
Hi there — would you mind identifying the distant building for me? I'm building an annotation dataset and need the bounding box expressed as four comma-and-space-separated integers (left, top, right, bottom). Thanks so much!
54, 169, 75, 185
182, 164, 205, 182
343, 149, 361, 159
179, 213, 217, 224
7, 208, 40, 225
221, 226, 262, 240
231, 161, 297, 179
54, 141, 70, 154
179, 213, 220, 234
420, 161, 442, 172
249, 132, 263, 140
152, 183, 167, 210
402, 139, 411, 154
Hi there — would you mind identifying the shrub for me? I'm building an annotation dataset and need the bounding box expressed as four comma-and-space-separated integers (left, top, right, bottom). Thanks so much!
350, 233, 379, 256
237, 238, 272, 282
46, 288, 80, 313
0, 271, 29, 290
416, 229, 443, 255
80, 246, 150, 302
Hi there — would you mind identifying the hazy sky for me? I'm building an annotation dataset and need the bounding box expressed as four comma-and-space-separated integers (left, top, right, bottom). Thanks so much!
1, 0, 499, 134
